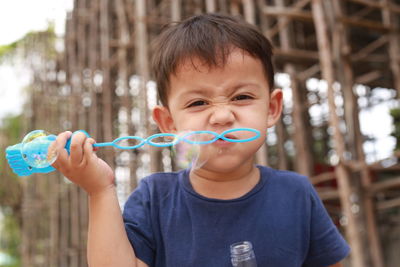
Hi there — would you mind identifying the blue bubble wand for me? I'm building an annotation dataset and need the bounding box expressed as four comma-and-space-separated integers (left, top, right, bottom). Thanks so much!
5, 128, 260, 177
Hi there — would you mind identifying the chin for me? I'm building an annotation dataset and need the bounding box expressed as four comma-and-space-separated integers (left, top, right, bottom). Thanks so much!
198, 157, 254, 174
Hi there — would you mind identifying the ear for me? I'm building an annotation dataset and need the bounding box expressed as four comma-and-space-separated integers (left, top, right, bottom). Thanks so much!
152, 105, 177, 133
267, 88, 283, 127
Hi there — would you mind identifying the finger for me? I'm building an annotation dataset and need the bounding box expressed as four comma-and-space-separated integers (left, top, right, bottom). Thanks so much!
52, 131, 72, 169
69, 131, 87, 166
81, 138, 96, 167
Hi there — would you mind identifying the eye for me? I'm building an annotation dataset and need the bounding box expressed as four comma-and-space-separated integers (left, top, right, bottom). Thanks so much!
187, 100, 207, 108
233, 94, 253, 101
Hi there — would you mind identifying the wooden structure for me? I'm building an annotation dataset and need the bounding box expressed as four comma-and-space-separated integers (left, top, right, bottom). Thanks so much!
5, 0, 400, 266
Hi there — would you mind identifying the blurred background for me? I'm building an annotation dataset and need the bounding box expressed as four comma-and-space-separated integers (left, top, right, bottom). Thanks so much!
0, 0, 399, 266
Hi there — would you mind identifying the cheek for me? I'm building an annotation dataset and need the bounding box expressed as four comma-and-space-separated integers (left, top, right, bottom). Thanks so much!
172, 113, 204, 131
238, 107, 268, 124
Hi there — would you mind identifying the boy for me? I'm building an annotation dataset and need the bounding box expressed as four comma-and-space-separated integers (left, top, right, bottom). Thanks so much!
52, 13, 350, 266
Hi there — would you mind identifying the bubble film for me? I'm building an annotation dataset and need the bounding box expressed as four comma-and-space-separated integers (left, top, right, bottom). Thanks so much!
172, 131, 216, 169
21, 130, 58, 168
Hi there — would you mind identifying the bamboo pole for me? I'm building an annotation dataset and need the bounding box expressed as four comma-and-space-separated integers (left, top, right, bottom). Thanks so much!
311, 0, 366, 266
381, 0, 400, 97
116, 0, 138, 190
242, 0, 268, 166
171, 0, 182, 21
71, 2, 88, 266
230, 0, 240, 16
100, 0, 115, 169
206, 0, 216, 13
276, 0, 313, 177
332, 1, 384, 266
88, 0, 99, 139
242, 0, 255, 24
79, 29, 90, 267
49, 93, 61, 266
266, 0, 311, 38
135, 0, 162, 173
276, 119, 288, 170
60, 12, 75, 267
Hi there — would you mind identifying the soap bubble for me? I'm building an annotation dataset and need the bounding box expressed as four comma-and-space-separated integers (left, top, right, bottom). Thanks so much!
172, 131, 217, 169
21, 130, 58, 168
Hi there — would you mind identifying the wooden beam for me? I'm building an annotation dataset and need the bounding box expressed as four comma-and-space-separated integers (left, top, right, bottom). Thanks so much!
351, 35, 388, 62
377, 196, 400, 210
339, 16, 391, 33
297, 63, 320, 81
274, 47, 319, 60
368, 176, 400, 194
353, 6, 374, 19
371, 163, 400, 172
355, 70, 382, 84
348, 0, 383, 9
317, 189, 339, 201
266, 0, 311, 38
263, 6, 313, 21
366, 151, 400, 170
348, 0, 400, 13
310, 171, 336, 185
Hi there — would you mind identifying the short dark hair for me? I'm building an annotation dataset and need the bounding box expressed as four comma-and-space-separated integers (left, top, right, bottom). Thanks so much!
151, 13, 274, 106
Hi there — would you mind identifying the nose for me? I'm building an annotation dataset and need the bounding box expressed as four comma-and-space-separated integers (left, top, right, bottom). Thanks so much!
209, 105, 235, 126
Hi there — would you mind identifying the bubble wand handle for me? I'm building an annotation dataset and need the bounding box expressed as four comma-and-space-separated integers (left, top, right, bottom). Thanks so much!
5, 128, 260, 177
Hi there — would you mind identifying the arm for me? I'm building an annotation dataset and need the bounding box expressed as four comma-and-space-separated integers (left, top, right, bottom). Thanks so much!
87, 186, 148, 267
52, 132, 148, 267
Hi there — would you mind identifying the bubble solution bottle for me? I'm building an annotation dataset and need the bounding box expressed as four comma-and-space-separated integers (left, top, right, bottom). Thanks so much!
230, 241, 258, 267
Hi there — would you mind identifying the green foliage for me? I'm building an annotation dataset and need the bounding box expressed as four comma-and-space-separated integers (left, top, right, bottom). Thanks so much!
0, 209, 21, 267
0, 114, 23, 265
0, 114, 23, 142
0, 23, 57, 63
0, 113, 23, 185
0, 42, 18, 60
390, 108, 400, 151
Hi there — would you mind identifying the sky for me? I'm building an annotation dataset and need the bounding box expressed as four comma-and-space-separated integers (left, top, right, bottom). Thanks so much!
0, 0, 72, 46
0, 0, 73, 121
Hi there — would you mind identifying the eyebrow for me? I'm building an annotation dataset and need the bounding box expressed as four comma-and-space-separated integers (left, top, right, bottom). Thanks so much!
179, 82, 261, 98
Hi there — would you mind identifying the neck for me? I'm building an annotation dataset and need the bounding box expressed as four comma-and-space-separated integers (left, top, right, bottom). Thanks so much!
189, 160, 260, 200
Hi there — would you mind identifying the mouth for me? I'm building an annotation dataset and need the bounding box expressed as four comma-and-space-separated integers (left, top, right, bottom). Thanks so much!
213, 135, 237, 147
219, 134, 237, 141
214, 139, 231, 145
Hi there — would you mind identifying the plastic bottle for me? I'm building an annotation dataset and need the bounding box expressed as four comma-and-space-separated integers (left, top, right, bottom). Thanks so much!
230, 241, 258, 267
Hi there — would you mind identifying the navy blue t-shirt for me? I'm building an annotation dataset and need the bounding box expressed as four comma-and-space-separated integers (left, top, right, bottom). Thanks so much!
123, 166, 350, 267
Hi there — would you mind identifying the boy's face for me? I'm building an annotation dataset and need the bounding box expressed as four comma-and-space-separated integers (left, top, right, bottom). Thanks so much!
153, 49, 282, 173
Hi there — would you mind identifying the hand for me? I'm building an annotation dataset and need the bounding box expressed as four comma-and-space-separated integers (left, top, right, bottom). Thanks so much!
51, 131, 115, 196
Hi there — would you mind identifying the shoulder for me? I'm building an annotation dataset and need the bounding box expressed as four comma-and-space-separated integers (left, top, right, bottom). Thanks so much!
140, 169, 183, 189
259, 165, 312, 194
130, 169, 185, 200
